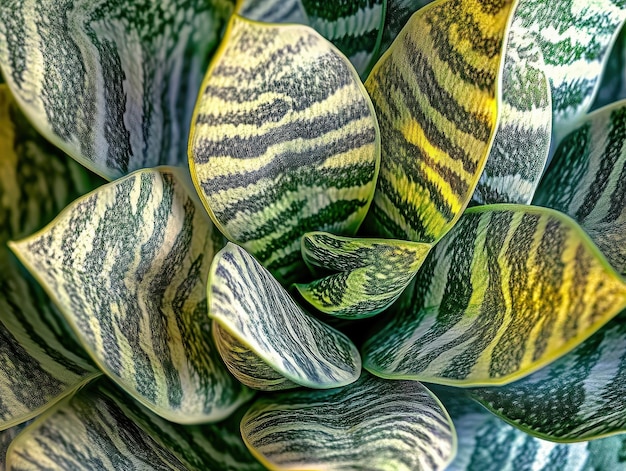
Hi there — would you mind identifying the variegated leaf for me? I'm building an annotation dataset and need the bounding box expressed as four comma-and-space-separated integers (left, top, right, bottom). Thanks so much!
241, 372, 455, 471
0, 421, 29, 471
534, 100, 626, 276
377, 0, 434, 56
469, 310, 626, 441
364, 0, 513, 243
295, 231, 431, 318
0, 0, 235, 180
363, 205, 626, 386
209, 242, 361, 390
189, 15, 379, 283
236, 0, 307, 24
592, 22, 626, 110
9, 168, 252, 423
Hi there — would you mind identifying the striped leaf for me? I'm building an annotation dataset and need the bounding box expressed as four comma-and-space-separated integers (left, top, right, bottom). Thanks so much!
0, 0, 235, 180
378, 0, 434, 56
364, 0, 513, 243
295, 231, 431, 318
9, 168, 253, 423
209, 242, 361, 390
363, 205, 626, 386
241, 372, 455, 471
534, 100, 626, 276
236, 0, 307, 24
189, 15, 380, 283
469, 310, 626, 441
439, 389, 626, 471
0, 422, 29, 471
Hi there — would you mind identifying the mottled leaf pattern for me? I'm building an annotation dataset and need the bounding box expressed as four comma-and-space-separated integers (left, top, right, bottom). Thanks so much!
241, 372, 455, 471
363, 205, 626, 386
0, 0, 235, 180
209, 243, 361, 390
10, 168, 252, 423
189, 15, 379, 283
295, 231, 431, 318
365, 0, 513, 243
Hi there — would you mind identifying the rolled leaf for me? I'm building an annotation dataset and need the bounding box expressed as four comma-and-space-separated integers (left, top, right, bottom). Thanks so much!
295, 231, 431, 318
241, 372, 455, 471
363, 205, 626, 386
364, 0, 513, 242
0, 0, 235, 180
592, 22, 626, 110
9, 168, 252, 423
534, 100, 626, 275
209, 242, 361, 390
189, 15, 380, 283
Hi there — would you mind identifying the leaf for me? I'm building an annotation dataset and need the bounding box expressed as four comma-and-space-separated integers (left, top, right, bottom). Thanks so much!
9, 168, 253, 423
295, 231, 431, 318
189, 15, 380, 283
0, 0, 235, 180
362, 204, 626, 386
236, 0, 308, 23
0, 421, 29, 471
377, 0, 433, 56
240, 372, 456, 471
534, 100, 626, 276
592, 21, 626, 110
364, 0, 514, 243
208, 242, 361, 390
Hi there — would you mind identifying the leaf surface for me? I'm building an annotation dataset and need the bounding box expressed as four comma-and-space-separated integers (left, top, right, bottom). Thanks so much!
0, 422, 29, 471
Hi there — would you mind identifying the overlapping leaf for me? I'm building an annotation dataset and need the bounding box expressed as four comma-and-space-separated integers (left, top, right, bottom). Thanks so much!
0, 0, 235, 180
189, 15, 380, 283
0, 421, 29, 471
592, 22, 626, 110
208, 242, 361, 390
241, 372, 455, 471
363, 205, 626, 386
236, 0, 307, 24
377, 0, 433, 56
364, 0, 513, 242
9, 168, 252, 423
295, 231, 431, 318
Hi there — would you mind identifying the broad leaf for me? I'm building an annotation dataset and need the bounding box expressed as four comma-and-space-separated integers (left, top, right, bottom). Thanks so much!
364, 0, 513, 242
10, 168, 252, 423
237, 0, 307, 23
241, 372, 456, 471
189, 15, 380, 283
295, 231, 431, 318
0, 0, 235, 180
0, 421, 29, 471
208, 242, 361, 390
363, 205, 626, 386
377, 1, 434, 57
534, 100, 626, 275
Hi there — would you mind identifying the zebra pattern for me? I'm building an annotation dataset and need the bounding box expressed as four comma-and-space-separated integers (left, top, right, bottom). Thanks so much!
208, 243, 361, 390
241, 372, 455, 471
189, 15, 380, 283
295, 231, 431, 318
535, 100, 626, 276
9, 168, 253, 423
365, 0, 513, 243
237, 0, 307, 24
363, 205, 626, 386
0, 0, 235, 180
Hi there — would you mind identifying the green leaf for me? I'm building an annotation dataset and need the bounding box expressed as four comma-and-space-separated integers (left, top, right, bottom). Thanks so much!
592, 22, 626, 110
363, 204, 626, 386
295, 231, 431, 318
377, 0, 433, 57
240, 372, 456, 471
0, 421, 29, 471
534, 100, 626, 276
189, 15, 380, 283
364, 0, 513, 243
9, 168, 253, 423
209, 242, 361, 390
236, 0, 307, 23
0, 0, 235, 180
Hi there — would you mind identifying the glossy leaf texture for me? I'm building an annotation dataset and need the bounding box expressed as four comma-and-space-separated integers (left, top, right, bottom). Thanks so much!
534, 100, 626, 276
364, 0, 513, 243
440, 390, 626, 471
363, 205, 626, 386
241, 372, 456, 471
9, 168, 252, 423
0, 0, 235, 180
295, 231, 431, 318
208, 242, 361, 390
189, 15, 379, 283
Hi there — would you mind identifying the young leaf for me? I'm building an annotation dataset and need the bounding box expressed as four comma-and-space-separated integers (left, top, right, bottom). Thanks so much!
9, 168, 253, 423
189, 15, 380, 283
295, 232, 431, 318
241, 372, 456, 471
363, 205, 626, 386
0, 0, 235, 180
209, 242, 361, 390
364, 0, 513, 242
